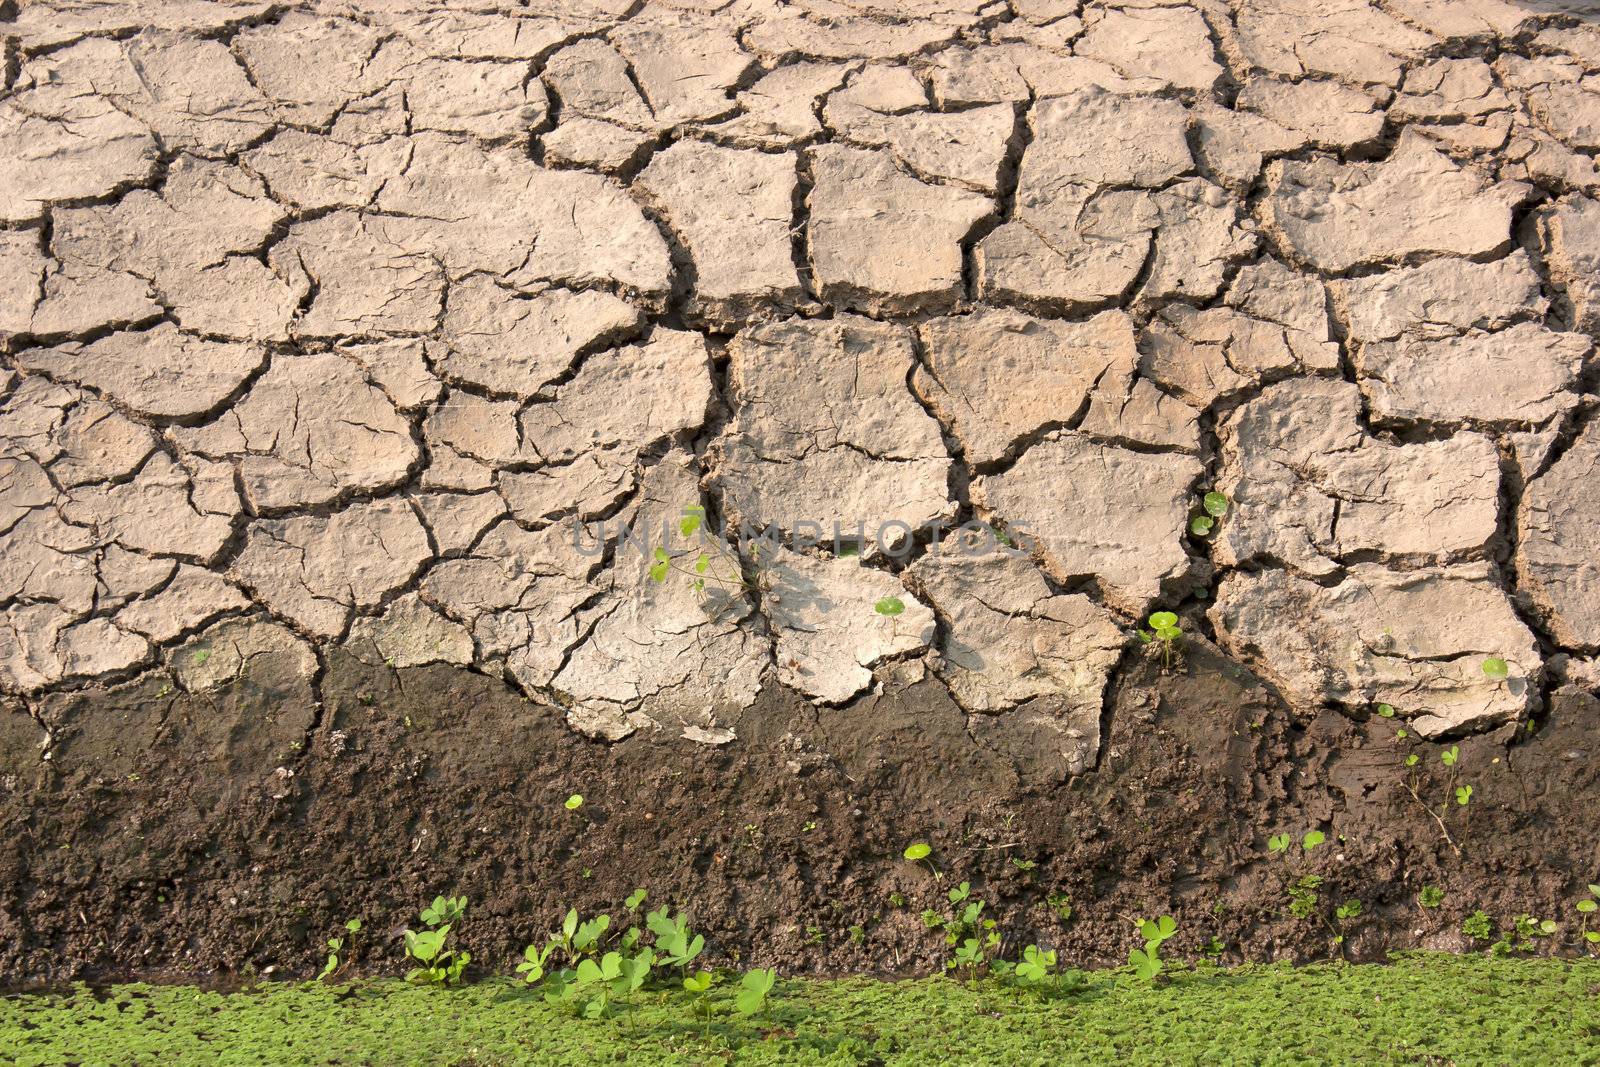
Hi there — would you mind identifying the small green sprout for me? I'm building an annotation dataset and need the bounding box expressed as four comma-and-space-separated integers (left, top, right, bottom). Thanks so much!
1128, 915, 1178, 983
645, 907, 705, 974
903, 842, 931, 861
1142, 611, 1183, 666
1419, 886, 1445, 909
1376, 703, 1395, 718
1400, 741, 1463, 857
1190, 491, 1230, 537
556, 907, 611, 964
874, 596, 906, 617
682, 969, 717, 1033
564, 794, 584, 811
1139, 915, 1178, 944
1302, 830, 1326, 851
404, 896, 470, 987
318, 918, 362, 982
1287, 874, 1323, 920
1331, 899, 1363, 946
624, 888, 648, 910
1128, 945, 1163, 982
1579, 885, 1600, 949
1462, 910, 1494, 942
517, 942, 555, 984
735, 968, 777, 1017
1267, 833, 1291, 854
1481, 657, 1509, 681
648, 547, 670, 583
1014, 944, 1057, 985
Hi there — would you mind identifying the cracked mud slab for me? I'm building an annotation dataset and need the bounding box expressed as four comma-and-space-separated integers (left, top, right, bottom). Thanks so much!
1, 0, 1600, 985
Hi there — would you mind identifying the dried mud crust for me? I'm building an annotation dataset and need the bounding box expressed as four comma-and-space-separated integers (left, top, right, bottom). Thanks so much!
1, 647, 1597, 986
4, 0, 1600, 984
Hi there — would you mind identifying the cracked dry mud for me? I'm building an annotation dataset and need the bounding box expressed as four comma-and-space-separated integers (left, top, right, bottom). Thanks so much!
1, 0, 1599, 984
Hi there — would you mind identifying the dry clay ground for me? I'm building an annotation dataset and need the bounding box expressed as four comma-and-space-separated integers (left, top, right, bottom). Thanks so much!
2, 0, 1600, 985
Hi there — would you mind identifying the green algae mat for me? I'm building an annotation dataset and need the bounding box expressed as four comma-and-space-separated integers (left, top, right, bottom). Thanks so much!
4, 955, 1598, 1066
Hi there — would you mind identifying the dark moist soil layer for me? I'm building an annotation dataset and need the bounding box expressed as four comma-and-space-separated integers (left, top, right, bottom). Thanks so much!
2, 638, 1598, 987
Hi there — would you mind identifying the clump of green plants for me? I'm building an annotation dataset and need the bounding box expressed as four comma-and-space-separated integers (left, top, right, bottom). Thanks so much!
545, 947, 655, 1019
1138, 611, 1183, 668
404, 896, 471, 987
553, 907, 612, 965
1046, 891, 1074, 924
922, 881, 1000, 981
646, 907, 706, 977
514, 891, 783, 1025
533, 907, 655, 1018
317, 918, 362, 982
645, 506, 767, 618
1189, 490, 1230, 538
1266, 831, 1361, 950
1418, 886, 1445, 910
1462, 909, 1494, 943
1493, 914, 1559, 957
1128, 915, 1178, 983
989, 942, 1088, 997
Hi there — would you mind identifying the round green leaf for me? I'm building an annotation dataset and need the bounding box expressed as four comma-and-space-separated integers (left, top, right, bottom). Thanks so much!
875, 596, 906, 617
903, 842, 931, 861
1577, 899, 1598, 913
564, 794, 584, 811
1376, 703, 1395, 718
1481, 657, 1509, 681
1148, 611, 1178, 630
1189, 516, 1214, 536
1202, 492, 1230, 518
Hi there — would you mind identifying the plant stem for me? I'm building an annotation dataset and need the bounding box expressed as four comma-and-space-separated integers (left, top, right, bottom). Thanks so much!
1403, 775, 1463, 858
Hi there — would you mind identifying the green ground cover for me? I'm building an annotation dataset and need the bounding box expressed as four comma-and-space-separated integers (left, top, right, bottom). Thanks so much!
4, 954, 1598, 1066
